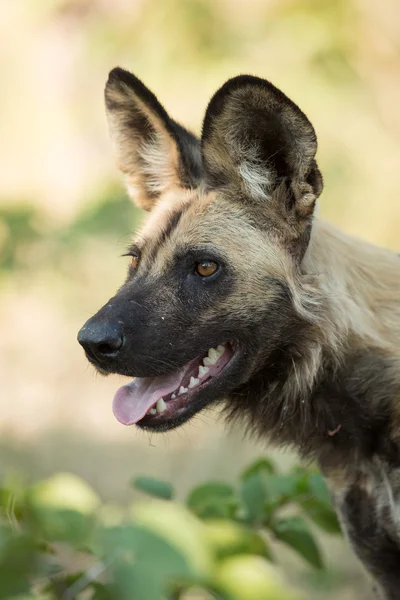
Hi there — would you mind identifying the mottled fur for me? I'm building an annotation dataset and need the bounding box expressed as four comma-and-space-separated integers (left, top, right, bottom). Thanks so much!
80, 69, 400, 598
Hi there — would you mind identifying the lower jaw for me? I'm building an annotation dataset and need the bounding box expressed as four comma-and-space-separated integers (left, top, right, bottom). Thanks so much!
137, 345, 240, 430
137, 380, 221, 431
136, 406, 198, 431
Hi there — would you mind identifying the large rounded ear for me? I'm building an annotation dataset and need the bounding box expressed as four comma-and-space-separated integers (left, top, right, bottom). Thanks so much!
105, 68, 202, 211
201, 75, 323, 220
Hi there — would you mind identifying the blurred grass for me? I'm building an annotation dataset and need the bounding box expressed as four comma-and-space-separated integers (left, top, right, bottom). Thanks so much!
1, 1, 399, 597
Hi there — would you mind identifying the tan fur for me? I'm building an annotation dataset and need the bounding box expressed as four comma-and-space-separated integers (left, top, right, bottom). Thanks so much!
138, 189, 199, 244
304, 220, 400, 348
138, 190, 291, 283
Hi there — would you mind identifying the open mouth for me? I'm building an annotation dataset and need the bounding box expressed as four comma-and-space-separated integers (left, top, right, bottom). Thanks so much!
112, 342, 235, 428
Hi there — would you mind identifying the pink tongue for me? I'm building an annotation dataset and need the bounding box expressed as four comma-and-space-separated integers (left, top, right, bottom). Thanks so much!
112, 369, 186, 425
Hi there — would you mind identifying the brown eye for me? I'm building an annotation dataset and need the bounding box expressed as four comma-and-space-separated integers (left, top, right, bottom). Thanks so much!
131, 255, 139, 270
195, 260, 218, 277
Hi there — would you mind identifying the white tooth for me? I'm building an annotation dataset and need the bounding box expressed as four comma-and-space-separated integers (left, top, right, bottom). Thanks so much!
149, 408, 157, 415
204, 349, 218, 365
198, 365, 209, 378
211, 346, 224, 360
156, 398, 166, 413
178, 386, 188, 396
189, 377, 199, 389
171, 393, 176, 399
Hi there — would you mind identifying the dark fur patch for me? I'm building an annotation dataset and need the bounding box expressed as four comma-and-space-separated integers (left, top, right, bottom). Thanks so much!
305, 159, 324, 197
201, 74, 318, 185
173, 122, 203, 189
227, 345, 400, 471
339, 485, 400, 598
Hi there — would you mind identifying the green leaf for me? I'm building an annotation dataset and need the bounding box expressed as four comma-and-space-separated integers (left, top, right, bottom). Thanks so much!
292, 471, 310, 496
240, 471, 301, 523
240, 474, 267, 523
204, 520, 273, 562
0, 533, 38, 597
132, 476, 174, 501
263, 474, 300, 501
241, 458, 276, 480
91, 582, 116, 600
187, 483, 237, 520
111, 562, 165, 600
309, 474, 332, 507
300, 499, 342, 534
27, 506, 94, 547
272, 517, 324, 569
27, 473, 100, 515
101, 524, 193, 600
241, 462, 309, 522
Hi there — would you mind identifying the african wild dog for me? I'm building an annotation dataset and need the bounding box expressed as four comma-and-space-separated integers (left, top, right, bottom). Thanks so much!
78, 68, 400, 598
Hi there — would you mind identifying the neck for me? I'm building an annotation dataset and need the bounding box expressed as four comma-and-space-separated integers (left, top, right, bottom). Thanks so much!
227, 218, 400, 462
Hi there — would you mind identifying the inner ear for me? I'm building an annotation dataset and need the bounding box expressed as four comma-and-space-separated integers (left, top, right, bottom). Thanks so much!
105, 68, 202, 210
201, 75, 322, 210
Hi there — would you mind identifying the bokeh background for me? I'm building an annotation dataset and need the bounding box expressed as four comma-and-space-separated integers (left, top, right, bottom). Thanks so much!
1, 0, 399, 597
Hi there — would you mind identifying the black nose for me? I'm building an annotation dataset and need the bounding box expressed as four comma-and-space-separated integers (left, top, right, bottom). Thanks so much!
78, 320, 124, 360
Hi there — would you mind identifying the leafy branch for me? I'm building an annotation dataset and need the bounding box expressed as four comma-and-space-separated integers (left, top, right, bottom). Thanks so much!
0, 460, 341, 600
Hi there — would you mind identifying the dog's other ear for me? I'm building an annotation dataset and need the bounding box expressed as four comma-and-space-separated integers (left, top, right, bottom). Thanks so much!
201, 75, 323, 219
105, 68, 202, 211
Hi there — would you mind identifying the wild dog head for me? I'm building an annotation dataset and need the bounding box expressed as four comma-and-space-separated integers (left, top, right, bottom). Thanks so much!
78, 68, 323, 433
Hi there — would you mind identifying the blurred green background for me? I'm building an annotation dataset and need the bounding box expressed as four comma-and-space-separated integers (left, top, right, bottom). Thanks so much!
1, 0, 399, 597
